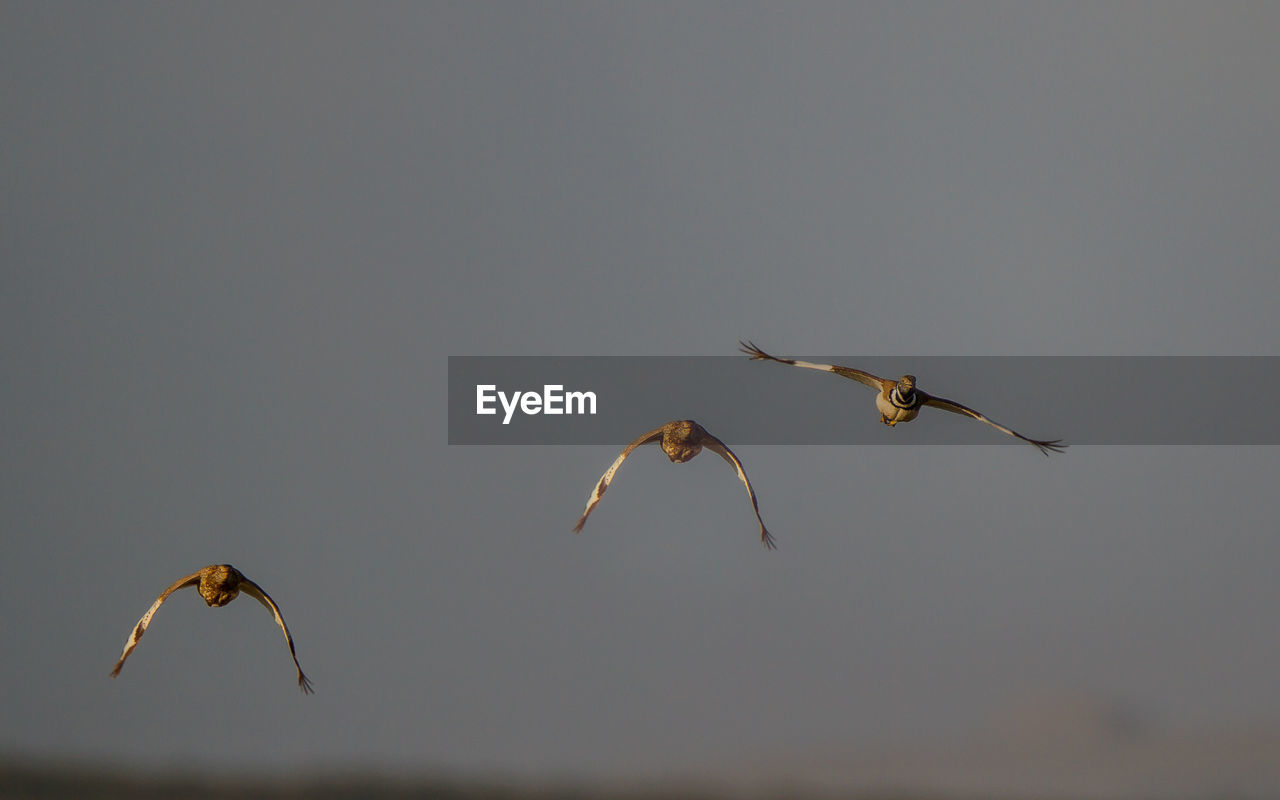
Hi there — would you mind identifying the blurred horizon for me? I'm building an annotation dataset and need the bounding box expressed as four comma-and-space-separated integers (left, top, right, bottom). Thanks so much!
9, 689, 1280, 798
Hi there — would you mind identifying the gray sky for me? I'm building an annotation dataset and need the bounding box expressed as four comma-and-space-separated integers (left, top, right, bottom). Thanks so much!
3, 0, 1279, 781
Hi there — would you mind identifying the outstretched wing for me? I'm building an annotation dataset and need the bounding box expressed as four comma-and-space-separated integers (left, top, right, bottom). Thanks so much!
739, 340, 889, 391
921, 393, 1067, 456
700, 434, 777, 550
110, 571, 202, 678
572, 426, 666, 533
238, 578, 314, 694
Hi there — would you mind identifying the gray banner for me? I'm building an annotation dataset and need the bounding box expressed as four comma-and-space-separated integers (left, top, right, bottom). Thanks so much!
448, 356, 1280, 445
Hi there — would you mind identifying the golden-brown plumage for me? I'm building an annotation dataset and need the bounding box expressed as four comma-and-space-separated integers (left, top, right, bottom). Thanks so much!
573, 420, 776, 549
110, 564, 314, 694
741, 341, 1066, 455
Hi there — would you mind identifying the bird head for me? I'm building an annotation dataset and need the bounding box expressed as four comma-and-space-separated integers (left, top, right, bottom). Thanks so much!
660, 420, 705, 463
197, 564, 243, 607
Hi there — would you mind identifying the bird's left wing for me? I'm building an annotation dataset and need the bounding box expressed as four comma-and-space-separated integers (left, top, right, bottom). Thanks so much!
740, 341, 888, 391
701, 434, 777, 550
921, 393, 1067, 456
110, 571, 202, 678
238, 578, 315, 694
572, 426, 666, 533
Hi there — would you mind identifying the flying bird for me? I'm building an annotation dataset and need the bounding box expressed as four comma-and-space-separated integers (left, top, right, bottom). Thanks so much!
573, 419, 776, 549
110, 564, 314, 694
740, 341, 1066, 455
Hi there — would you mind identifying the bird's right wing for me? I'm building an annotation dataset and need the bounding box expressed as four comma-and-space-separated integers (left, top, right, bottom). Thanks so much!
701, 434, 777, 550
572, 426, 666, 533
921, 392, 1068, 456
110, 572, 202, 678
740, 341, 888, 391
239, 578, 314, 694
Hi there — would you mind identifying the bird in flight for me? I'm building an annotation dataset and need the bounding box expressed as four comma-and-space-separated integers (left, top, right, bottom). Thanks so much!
573, 419, 776, 549
740, 341, 1066, 456
110, 564, 314, 694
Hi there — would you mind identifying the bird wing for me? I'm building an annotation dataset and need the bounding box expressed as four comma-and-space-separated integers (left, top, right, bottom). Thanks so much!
739, 340, 888, 391
700, 434, 777, 550
238, 577, 315, 694
572, 426, 666, 533
110, 571, 202, 678
921, 392, 1067, 456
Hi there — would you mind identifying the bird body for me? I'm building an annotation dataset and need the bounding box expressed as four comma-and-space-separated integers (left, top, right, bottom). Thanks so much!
195, 563, 244, 607
573, 419, 776, 549
741, 341, 1066, 455
656, 419, 708, 463
875, 376, 923, 426
111, 564, 314, 694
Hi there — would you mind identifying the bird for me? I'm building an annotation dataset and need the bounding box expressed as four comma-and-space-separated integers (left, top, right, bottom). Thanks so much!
740, 341, 1066, 455
573, 419, 776, 549
110, 564, 314, 694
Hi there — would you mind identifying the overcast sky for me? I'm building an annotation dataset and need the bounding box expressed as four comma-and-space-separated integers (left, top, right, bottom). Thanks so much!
3, 1, 1279, 781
